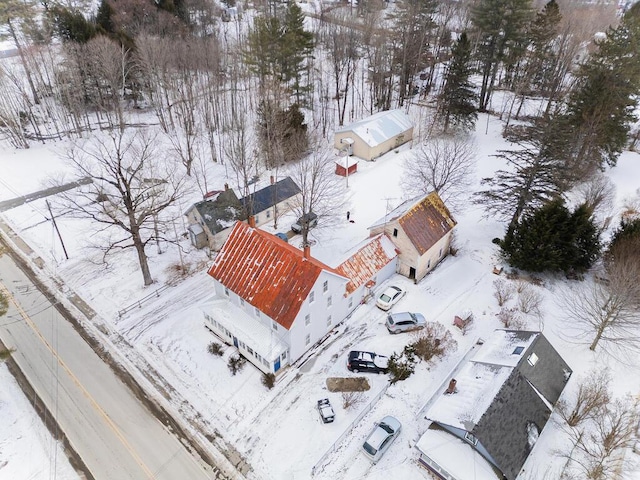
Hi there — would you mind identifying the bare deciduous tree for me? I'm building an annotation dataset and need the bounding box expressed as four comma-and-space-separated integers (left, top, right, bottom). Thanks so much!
289, 144, 344, 248
517, 283, 544, 317
557, 368, 610, 428
342, 391, 364, 410
494, 279, 515, 306
403, 136, 475, 211
560, 397, 639, 480
559, 273, 640, 356
574, 173, 616, 226
497, 306, 526, 330
411, 322, 458, 363
59, 129, 186, 286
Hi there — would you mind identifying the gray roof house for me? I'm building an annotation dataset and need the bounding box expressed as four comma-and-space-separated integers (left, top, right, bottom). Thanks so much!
185, 187, 246, 250
240, 176, 301, 228
416, 330, 572, 480
185, 177, 301, 251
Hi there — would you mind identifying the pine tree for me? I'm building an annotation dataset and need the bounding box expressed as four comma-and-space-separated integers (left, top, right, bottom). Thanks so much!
281, 3, 314, 103
95, 0, 115, 36
471, 0, 534, 110
49, 5, 97, 43
528, 0, 562, 95
563, 8, 640, 172
475, 115, 571, 230
500, 200, 600, 273
438, 32, 477, 132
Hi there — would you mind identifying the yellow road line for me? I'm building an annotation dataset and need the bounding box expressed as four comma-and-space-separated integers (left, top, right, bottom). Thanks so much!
0, 282, 157, 479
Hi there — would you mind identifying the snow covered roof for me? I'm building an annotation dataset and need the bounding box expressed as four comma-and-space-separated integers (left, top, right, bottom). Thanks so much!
424, 330, 572, 480
335, 109, 413, 148
335, 234, 398, 294
369, 192, 456, 255
416, 424, 501, 480
200, 297, 287, 361
207, 222, 347, 330
188, 188, 246, 235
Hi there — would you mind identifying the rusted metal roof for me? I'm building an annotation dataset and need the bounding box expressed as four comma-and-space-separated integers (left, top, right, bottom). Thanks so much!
399, 192, 457, 255
207, 222, 343, 330
336, 234, 398, 294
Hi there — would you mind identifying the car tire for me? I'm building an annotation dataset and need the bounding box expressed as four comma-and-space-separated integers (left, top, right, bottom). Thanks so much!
352, 368, 359, 373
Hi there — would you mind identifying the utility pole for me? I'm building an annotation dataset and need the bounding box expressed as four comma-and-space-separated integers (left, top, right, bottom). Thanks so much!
46, 200, 69, 260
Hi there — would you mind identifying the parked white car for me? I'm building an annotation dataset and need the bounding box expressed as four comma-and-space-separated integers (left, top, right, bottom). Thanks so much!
362, 416, 402, 463
376, 285, 405, 311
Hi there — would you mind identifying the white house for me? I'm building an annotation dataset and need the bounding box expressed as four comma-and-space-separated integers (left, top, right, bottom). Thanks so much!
204, 221, 349, 374
369, 191, 456, 282
334, 109, 413, 161
336, 234, 398, 312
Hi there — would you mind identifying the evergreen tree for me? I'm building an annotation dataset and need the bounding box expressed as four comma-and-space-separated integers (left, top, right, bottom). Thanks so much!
438, 32, 477, 132
95, 0, 115, 36
471, 0, 534, 110
500, 200, 600, 273
281, 3, 314, 103
528, 0, 562, 95
49, 5, 97, 43
475, 115, 572, 230
563, 8, 640, 172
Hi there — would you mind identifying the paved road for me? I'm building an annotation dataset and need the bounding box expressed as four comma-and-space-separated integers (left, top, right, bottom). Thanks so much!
0, 252, 216, 480
0, 177, 92, 212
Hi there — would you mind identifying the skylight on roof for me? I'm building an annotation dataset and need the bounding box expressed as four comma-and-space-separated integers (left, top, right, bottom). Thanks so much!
527, 353, 539, 366
512, 346, 525, 355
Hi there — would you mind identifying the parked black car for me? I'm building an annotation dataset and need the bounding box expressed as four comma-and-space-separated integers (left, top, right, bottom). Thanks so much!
347, 351, 389, 374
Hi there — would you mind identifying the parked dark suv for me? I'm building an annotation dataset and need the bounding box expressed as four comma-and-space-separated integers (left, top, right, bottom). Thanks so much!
347, 351, 389, 374
291, 212, 318, 234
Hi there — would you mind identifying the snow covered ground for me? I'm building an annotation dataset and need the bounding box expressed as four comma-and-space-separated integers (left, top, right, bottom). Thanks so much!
0, 364, 78, 480
1, 102, 640, 480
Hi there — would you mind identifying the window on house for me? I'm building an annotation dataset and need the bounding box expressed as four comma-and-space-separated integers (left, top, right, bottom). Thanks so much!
282, 351, 287, 360
323, 280, 328, 292
327, 296, 332, 307
309, 291, 315, 303
427, 259, 431, 269
272, 321, 278, 331
348, 297, 353, 309
392, 228, 398, 237
305, 334, 311, 345
327, 315, 332, 326
305, 314, 311, 326
464, 432, 478, 446
255, 307, 260, 318
527, 353, 539, 366
247, 347, 254, 355
439, 248, 443, 258
266, 209, 271, 218
512, 346, 525, 355
240, 298, 245, 307
224, 287, 229, 296
262, 359, 268, 367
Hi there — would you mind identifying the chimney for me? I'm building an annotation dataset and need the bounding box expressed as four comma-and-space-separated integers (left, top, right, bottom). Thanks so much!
303, 244, 310, 259
445, 378, 457, 395
248, 215, 256, 228
270, 175, 275, 185
224, 183, 229, 191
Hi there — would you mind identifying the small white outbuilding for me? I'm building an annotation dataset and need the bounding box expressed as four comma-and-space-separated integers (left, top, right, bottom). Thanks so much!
334, 109, 413, 161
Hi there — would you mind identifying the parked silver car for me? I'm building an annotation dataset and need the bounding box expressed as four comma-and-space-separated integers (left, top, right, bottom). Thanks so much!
385, 312, 426, 334
362, 416, 402, 463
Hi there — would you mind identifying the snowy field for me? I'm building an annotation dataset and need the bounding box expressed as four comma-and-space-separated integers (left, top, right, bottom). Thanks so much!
1, 102, 640, 480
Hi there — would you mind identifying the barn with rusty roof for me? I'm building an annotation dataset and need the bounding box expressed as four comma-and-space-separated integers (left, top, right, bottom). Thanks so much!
204, 221, 349, 374
368, 191, 456, 282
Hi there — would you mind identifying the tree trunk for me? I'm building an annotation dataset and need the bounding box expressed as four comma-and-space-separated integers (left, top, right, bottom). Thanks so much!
8, 18, 40, 105
589, 325, 605, 351
132, 228, 153, 286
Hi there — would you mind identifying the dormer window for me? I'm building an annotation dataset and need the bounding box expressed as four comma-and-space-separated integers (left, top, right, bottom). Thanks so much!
464, 432, 478, 446
512, 346, 525, 355
527, 352, 539, 366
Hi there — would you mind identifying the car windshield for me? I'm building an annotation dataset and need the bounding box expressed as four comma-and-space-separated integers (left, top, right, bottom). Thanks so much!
363, 442, 377, 456
380, 294, 391, 302
379, 422, 394, 434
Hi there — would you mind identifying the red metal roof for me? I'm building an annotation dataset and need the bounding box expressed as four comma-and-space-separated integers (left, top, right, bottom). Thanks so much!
207, 222, 342, 330
399, 192, 457, 256
336, 234, 398, 294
